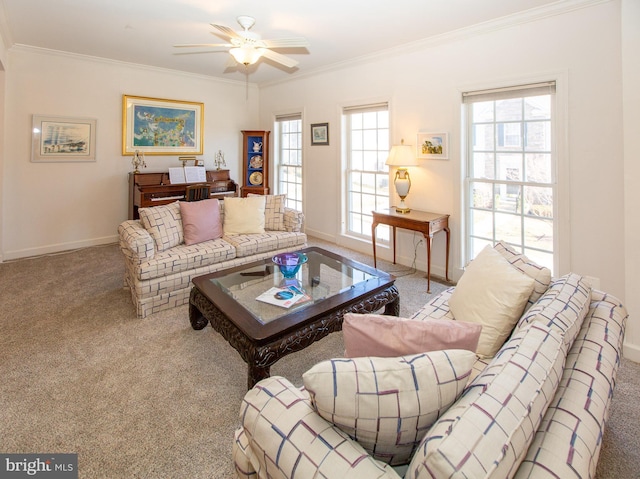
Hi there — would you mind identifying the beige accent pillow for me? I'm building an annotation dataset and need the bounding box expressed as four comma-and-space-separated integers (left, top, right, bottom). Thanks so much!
222, 196, 266, 234
343, 313, 482, 358
449, 245, 535, 358
138, 201, 183, 252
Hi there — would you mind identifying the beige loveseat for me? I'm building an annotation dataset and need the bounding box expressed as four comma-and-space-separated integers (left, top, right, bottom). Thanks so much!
118, 196, 306, 318
233, 242, 627, 478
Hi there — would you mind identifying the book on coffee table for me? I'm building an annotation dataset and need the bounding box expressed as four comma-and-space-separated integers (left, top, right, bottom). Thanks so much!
256, 286, 308, 308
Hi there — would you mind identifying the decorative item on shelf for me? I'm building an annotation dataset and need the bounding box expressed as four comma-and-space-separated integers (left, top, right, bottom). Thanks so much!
214, 150, 226, 170
272, 252, 308, 279
131, 150, 146, 173
386, 139, 419, 214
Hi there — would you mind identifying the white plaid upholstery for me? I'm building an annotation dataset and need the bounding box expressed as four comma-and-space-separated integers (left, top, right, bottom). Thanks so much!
232, 282, 628, 479
303, 351, 476, 466
118, 207, 306, 318
138, 201, 183, 252
235, 376, 401, 479
407, 323, 567, 478
223, 232, 306, 258
494, 240, 552, 310
248, 194, 286, 231
515, 272, 592, 350
514, 290, 627, 479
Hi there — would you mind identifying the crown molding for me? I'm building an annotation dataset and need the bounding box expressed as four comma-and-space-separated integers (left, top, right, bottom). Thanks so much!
261, 0, 611, 88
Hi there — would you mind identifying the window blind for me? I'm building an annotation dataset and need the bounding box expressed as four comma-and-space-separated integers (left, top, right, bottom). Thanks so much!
462, 81, 556, 103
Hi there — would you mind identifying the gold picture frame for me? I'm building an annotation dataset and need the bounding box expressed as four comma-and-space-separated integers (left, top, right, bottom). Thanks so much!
122, 95, 204, 155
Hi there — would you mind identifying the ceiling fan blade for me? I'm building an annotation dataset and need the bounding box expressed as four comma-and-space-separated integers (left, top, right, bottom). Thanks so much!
210, 23, 241, 40
173, 43, 231, 48
261, 37, 310, 49
258, 48, 299, 68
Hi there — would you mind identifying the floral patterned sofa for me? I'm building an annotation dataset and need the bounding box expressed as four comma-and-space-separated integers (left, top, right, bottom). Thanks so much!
232, 242, 627, 478
118, 195, 306, 318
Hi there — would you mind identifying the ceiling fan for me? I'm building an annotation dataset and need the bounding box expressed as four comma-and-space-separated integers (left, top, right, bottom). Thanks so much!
174, 16, 309, 69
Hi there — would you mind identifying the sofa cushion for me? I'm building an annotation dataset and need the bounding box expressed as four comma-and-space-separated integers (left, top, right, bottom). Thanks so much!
516, 272, 591, 350
302, 350, 476, 466
449, 245, 535, 358
135, 238, 237, 281
248, 193, 286, 231
343, 313, 482, 358
494, 241, 552, 310
407, 323, 567, 479
179, 199, 223, 245
223, 231, 307, 258
223, 196, 266, 234
138, 201, 183, 252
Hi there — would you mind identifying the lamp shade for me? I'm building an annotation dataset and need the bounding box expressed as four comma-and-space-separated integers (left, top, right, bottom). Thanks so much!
385, 140, 418, 167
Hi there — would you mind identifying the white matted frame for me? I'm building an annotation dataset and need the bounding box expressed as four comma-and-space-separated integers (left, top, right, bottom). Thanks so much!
417, 132, 448, 159
31, 115, 97, 162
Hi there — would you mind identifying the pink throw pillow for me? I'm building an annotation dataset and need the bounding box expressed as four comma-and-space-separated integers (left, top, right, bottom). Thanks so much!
343, 313, 482, 358
179, 199, 223, 245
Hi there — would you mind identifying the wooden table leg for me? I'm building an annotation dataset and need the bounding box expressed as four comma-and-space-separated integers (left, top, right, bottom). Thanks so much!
392, 226, 397, 264
444, 227, 451, 282
425, 234, 433, 293
372, 222, 379, 268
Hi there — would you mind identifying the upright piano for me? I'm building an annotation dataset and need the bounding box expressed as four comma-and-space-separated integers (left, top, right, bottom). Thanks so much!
128, 169, 238, 220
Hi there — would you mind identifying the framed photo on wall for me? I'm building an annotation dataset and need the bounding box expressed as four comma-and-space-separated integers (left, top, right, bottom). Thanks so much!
122, 95, 204, 155
417, 132, 448, 159
31, 115, 97, 162
310, 122, 329, 145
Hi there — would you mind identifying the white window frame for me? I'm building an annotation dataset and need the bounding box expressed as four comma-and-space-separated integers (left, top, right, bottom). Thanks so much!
274, 113, 303, 212
462, 81, 562, 273
341, 103, 390, 240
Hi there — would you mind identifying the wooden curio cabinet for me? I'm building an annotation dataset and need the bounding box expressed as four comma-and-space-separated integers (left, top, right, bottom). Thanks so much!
240, 130, 270, 197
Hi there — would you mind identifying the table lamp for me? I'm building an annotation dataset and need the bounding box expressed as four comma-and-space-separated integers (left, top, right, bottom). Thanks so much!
386, 139, 419, 213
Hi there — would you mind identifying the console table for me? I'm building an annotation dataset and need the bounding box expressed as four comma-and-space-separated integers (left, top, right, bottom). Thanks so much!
128, 169, 238, 220
372, 208, 450, 293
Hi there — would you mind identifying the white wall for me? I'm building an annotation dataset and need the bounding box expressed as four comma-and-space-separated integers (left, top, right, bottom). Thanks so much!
259, 2, 635, 353
2, 47, 258, 259
622, 0, 640, 361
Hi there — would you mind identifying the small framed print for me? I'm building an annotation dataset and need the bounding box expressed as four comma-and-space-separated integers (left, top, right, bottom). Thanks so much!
31, 115, 97, 162
310, 122, 329, 145
417, 132, 448, 159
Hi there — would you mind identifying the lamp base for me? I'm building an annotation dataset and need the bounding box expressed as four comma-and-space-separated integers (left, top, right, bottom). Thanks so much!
394, 198, 411, 214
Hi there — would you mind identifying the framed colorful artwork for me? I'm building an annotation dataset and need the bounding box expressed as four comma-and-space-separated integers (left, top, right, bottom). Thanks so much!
122, 95, 204, 155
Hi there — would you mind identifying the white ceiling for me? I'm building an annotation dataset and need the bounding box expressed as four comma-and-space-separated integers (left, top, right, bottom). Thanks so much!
1, 0, 570, 85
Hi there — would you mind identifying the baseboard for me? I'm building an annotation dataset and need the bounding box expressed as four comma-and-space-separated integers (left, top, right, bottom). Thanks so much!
623, 341, 640, 363
2, 235, 118, 261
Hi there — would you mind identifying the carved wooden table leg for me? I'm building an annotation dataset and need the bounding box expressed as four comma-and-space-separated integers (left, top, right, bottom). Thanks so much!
189, 288, 209, 330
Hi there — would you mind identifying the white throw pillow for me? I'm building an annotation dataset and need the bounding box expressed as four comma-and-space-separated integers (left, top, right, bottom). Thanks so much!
302, 349, 476, 466
449, 245, 535, 358
222, 196, 266, 234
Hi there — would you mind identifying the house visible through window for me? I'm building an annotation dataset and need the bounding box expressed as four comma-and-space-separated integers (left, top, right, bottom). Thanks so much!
342, 103, 389, 239
463, 82, 556, 271
274, 114, 303, 211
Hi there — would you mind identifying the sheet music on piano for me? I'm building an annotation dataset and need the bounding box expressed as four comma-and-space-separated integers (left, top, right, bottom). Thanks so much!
184, 166, 207, 183
168, 167, 186, 184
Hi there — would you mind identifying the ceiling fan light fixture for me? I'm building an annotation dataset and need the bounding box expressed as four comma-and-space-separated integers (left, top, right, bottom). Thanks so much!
230, 46, 262, 65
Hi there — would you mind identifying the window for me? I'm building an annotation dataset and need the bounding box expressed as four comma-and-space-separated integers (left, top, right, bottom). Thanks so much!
463, 82, 556, 271
342, 103, 389, 239
274, 114, 303, 211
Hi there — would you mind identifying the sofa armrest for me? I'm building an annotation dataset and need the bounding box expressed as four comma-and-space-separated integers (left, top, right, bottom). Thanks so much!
234, 376, 400, 479
118, 220, 155, 264
283, 207, 304, 232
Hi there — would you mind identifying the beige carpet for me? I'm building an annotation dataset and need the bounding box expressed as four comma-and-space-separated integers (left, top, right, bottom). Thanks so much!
0, 238, 637, 478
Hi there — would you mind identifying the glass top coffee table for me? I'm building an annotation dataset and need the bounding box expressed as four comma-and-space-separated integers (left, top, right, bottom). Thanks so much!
189, 246, 399, 388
